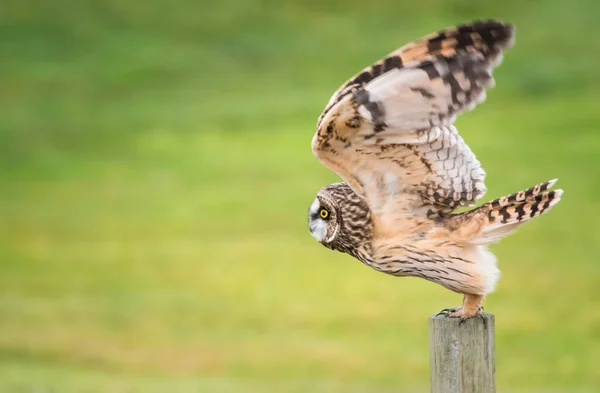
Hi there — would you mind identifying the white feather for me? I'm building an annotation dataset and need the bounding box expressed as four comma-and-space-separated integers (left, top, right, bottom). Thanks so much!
309, 197, 328, 242
309, 198, 320, 215
310, 220, 327, 242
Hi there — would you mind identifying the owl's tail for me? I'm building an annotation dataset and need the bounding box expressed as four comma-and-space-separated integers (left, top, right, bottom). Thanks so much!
447, 179, 563, 245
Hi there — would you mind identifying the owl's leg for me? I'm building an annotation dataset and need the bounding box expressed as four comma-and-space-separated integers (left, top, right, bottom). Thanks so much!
436, 294, 483, 319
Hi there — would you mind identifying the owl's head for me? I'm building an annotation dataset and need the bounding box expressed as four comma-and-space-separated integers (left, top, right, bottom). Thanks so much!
308, 188, 341, 244
307, 183, 372, 253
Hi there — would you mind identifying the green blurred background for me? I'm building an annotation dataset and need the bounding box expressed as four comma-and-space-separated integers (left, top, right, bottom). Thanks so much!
1, 1, 599, 392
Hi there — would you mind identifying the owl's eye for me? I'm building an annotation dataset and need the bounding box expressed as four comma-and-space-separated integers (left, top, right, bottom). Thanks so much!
319, 208, 330, 219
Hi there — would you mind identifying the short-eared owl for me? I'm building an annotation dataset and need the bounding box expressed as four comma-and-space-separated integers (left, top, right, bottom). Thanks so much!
308, 20, 562, 318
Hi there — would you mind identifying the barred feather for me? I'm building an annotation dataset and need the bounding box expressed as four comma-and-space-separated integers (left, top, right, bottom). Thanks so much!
312, 20, 516, 216
317, 20, 515, 131
449, 179, 563, 245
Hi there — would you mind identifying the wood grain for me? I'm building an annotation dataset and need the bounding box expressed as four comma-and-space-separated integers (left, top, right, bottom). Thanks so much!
429, 312, 495, 393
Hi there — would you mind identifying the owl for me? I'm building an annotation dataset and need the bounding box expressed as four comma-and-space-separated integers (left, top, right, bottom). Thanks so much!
307, 20, 562, 319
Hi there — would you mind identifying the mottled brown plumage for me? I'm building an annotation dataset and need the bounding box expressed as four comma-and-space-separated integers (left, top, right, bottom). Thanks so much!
307, 20, 563, 319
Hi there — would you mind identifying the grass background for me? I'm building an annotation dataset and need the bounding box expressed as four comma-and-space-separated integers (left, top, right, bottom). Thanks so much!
1, 1, 599, 392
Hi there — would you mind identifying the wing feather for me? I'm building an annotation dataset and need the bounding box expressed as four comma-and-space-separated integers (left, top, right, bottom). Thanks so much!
312, 20, 515, 218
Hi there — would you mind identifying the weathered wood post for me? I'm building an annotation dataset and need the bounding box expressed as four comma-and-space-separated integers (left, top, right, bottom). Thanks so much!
429, 313, 495, 393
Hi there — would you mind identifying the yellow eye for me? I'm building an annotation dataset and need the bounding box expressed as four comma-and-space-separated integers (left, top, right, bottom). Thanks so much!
319, 209, 329, 219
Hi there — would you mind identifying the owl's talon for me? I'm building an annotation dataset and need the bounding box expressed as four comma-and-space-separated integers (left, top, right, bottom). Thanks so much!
436, 306, 461, 317
437, 304, 483, 322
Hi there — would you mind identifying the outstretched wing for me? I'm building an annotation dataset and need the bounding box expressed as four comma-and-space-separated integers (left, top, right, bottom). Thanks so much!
312, 20, 515, 219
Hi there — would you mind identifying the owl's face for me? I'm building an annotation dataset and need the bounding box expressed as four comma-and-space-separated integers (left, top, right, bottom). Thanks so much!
308, 183, 374, 261
308, 191, 340, 244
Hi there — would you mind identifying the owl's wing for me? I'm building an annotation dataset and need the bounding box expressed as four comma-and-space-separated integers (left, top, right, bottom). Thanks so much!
312, 20, 515, 218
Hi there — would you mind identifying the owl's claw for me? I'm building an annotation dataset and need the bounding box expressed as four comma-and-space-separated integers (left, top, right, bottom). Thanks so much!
435, 306, 462, 317
436, 305, 484, 327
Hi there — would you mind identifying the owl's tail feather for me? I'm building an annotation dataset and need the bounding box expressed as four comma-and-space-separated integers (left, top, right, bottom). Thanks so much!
448, 179, 563, 245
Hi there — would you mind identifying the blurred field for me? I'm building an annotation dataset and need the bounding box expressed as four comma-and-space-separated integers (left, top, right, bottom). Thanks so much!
1, 1, 600, 392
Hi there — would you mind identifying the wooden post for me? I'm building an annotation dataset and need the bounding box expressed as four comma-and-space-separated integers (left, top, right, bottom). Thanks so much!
429, 313, 495, 393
